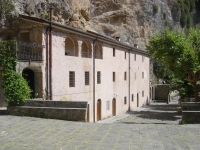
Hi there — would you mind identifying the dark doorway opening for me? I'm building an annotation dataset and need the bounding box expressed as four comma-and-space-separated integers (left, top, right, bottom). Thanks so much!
137, 93, 139, 107
112, 98, 116, 116
23, 69, 35, 98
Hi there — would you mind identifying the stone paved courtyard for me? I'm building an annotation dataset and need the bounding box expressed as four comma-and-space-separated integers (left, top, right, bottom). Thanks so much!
0, 100, 200, 150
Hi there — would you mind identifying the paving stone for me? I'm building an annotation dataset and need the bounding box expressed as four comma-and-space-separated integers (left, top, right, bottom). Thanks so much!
1, 101, 200, 149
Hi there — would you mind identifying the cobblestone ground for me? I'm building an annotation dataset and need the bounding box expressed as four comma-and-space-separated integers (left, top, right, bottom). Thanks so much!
0, 101, 200, 150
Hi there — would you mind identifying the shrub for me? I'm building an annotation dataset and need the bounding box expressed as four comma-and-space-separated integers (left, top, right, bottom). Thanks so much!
2, 70, 31, 105
153, 4, 158, 15
0, 40, 31, 105
0, 0, 14, 19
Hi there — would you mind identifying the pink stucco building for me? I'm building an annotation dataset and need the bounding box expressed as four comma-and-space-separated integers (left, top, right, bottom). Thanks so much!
0, 15, 150, 122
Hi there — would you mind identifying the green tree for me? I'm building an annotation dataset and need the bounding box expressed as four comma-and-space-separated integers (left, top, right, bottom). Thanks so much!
0, 0, 14, 19
146, 28, 200, 102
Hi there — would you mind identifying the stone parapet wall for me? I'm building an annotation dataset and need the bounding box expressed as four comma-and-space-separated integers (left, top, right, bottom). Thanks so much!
155, 84, 169, 101
182, 102, 200, 123
24, 100, 88, 108
7, 100, 88, 122
8, 106, 87, 121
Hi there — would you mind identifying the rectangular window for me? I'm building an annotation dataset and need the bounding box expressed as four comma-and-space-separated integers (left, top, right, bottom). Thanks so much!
97, 71, 101, 84
142, 56, 144, 62
113, 48, 115, 57
142, 91, 144, 97
69, 71, 75, 87
134, 54, 136, 61
132, 94, 134, 101
113, 72, 115, 82
124, 72, 127, 80
125, 51, 126, 59
85, 71, 89, 85
142, 72, 144, 79
124, 97, 127, 104
106, 101, 110, 110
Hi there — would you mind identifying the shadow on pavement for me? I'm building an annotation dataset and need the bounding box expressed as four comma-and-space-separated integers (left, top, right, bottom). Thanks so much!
117, 102, 182, 125
130, 111, 181, 121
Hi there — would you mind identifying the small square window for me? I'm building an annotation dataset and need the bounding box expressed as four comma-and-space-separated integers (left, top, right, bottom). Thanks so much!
124, 72, 127, 80
142, 56, 144, 62
85, 71, 89, 85
125, 51, 126, 59
135, 72, 136, 80
113, 72, 115, 82
106, 101, 110, 110
132, 94, 134, 101
113, 48, 115, 57
124, 97, 127, 104
69, 71, 75, 87
97, 71, 101, 84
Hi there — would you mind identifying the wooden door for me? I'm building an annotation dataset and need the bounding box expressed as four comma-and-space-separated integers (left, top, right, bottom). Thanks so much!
97, 100, 101, 121
112, 98, 116, 116
137, 93, 139, 107
87, 104, 89, 122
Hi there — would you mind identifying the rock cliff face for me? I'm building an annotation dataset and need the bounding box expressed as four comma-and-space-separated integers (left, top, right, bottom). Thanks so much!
8, 0, 186, 48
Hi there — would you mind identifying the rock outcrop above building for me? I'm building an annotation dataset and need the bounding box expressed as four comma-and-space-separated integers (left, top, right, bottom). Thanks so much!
3, 0, 199, 48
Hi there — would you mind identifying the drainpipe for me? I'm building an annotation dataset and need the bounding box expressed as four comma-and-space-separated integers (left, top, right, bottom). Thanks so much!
128, 49, 131, 112
45, 27, 49, 100
49, 7, 53, 100
93, 36, 98, 122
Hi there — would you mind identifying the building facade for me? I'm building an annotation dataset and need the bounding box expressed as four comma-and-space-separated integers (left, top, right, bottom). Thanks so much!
0, 15, 150, 122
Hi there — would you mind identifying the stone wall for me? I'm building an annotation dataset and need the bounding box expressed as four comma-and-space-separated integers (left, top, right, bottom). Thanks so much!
7, 100, 88, 122
155, 84, 169, 101
182, 102, 200, 123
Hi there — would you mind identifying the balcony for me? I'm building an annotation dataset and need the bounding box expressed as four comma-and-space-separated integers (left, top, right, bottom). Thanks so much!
17, 41, 43, 61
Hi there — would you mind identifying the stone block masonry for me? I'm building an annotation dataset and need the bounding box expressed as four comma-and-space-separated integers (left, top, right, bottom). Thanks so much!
7, 100, 88, 122
181, 102, 200, 123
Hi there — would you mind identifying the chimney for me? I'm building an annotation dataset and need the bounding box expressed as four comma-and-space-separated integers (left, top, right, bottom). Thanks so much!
116, 37, 120, 41
134, 44, 138, 48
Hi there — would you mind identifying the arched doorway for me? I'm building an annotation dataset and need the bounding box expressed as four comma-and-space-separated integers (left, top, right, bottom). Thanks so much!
112, 98, 116, 116
97, 99, 101, 121
23, 69, 35, 98
137, 93, 139, 107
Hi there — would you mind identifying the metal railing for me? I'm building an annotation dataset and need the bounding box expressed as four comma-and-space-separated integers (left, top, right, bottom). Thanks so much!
95, 53, 103, 59
17, 41, 43, 61
65, 50, 78, 57
81, 52, 92, 58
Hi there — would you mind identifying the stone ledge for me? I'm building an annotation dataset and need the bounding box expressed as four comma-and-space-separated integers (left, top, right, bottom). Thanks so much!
16, 106, 87, 110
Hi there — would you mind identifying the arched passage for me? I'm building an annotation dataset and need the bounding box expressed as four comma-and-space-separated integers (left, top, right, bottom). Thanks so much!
81, 41, 92, 58
65, 36, 78, 56
95, 44, 103, 59
23, 69, 35, 98
97, 99, 101, 121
